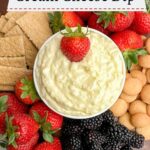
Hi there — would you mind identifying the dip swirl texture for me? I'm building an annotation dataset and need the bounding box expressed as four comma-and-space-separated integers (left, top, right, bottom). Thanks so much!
35, 29, 124, 117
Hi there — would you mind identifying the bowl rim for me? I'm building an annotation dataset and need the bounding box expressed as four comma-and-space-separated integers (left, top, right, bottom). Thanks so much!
33, 27, 126, 119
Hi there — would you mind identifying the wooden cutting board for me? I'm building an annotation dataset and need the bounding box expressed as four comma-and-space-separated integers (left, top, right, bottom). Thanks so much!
0, 0, 8, 15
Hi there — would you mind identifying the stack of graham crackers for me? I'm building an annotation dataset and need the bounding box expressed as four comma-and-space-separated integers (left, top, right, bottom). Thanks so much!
0, 12, 52, 91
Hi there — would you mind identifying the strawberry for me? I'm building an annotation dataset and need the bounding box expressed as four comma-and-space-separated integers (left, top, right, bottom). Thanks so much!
5, 113, 39, 147
0, 94, 28, 134
60, 26, 90, 62
15, 76, 40, 105
48, 12, 84, 33
34, 138, 62, 150
76, 11, 92, 21
110, 30, 143, 51
96, 12, 135, 32
7, 133, 39, 150
88, 13, 110, 35
130, 12, 150, 35
29, 102, 63, 143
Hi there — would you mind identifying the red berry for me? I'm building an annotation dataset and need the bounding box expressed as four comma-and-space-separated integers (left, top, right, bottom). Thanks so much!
107, 12, 135, 32
130, 12, 150, 35
8, 133, 39, 150
111, 30, 143, 51
7, 113, 39, 145
76, 11, 92, 21
15, 76, 40, 105
34, 138, 62, 150
61, 36, 90, 62
30, 102, 63, 130
62, 12, 84, 27
88, 13, 110, 35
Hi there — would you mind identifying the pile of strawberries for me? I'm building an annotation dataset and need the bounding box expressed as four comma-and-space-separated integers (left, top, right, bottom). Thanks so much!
0, 76, 63, 150
49, 11, 150, 68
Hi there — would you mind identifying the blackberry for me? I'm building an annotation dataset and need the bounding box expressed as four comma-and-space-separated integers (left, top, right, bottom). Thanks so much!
102, 110, 118, 125
62, 124, 84, 137
80, 114, 103, 129
121, 145, 132, 150
89, 143, 103, 150
62, 135, 83, 150
99, 121, 110, 135
63, 117, 81, 126
130, 133, 144, 149
82, 130, 106, 145
108, 124, 134, 142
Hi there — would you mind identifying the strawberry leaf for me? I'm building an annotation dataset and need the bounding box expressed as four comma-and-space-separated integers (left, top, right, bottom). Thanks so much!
123, 49, 148, 70
20, 76, 40, 102
33, 111, 41, 123
5, 115, 18, 148
43, 132, 53, 143
48, 12, 65, 33
0, 95, 8, 113
0, 134, 7, 148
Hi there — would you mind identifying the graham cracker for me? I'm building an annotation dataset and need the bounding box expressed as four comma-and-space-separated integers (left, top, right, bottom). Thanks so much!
0, 66, 32, 85
16, 12, 52, 49
6, 25, 38, 68
0, 33, 3, 37
0, 57, 26, 68
0, 85, 14, 91
5, 12, 26, 20
0, 36, 25, 57
0, 15, 7, 32
1, 17, 16, 34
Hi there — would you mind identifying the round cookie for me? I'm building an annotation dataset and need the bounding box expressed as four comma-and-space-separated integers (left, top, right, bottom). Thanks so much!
139, 55, 150, 68
119, 112, 135, 130
130, 64, 142, 71
146, 69, 150, 83
120, 92, 137, 103
123, 78, 143, 96
146, 37, 150, 54
141, 84, 150, 104
110, 98, 128, 117
129, 100, 147, 115
136, 126, 150, 140
126, 73, 131, 79
147, 105, 150, 116
131, 113, 150, 128
130, 70, 146, 86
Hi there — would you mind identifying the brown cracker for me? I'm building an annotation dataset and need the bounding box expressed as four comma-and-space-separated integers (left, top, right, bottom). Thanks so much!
6, 25, 38, 68
1, 17, 16, 34
0, 66, 32, 85
16, 12, 52, 49
0, 85, 14, 91
0, 15, 7, 32
0, 32, 3, 37
0, 36, 25, 57
0, 57, 26, 68
5, 12, 26, 20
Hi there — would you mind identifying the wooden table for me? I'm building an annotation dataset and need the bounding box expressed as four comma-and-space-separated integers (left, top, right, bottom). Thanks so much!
0, 0, 8, 15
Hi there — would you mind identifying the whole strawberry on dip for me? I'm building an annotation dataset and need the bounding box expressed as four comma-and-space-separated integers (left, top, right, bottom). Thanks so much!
34, 26, 125, 118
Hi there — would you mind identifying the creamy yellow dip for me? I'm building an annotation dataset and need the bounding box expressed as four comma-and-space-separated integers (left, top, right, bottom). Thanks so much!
35, 28, 125, 117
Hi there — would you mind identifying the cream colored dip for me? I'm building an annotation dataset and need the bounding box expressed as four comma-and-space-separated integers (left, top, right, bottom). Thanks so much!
35, 28, 125, 117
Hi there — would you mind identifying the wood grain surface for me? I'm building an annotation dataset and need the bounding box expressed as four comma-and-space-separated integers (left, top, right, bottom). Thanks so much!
0, 0, 8, 15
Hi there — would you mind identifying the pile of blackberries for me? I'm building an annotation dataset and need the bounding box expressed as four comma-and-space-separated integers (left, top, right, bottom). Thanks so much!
61, 110, 144, 150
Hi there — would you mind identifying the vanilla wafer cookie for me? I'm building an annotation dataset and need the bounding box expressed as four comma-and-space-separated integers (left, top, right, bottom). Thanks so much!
5, 12, 26, 20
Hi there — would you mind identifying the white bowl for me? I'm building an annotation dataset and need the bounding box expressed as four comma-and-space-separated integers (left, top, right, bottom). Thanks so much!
33, 27, 126, 119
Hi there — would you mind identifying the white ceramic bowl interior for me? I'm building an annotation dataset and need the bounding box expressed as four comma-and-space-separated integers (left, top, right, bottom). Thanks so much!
33, 27, 126, 119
